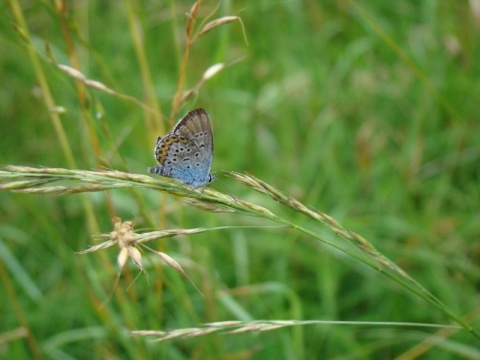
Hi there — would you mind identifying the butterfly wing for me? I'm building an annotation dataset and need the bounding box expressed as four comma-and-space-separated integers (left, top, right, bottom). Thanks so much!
173, 108, 214, 185
173, 108, 214, 158
149, 109, 214, 187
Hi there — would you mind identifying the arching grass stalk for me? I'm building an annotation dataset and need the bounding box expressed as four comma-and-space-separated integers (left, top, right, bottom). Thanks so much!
0, 165, 477, 338
131, 320, 462, 342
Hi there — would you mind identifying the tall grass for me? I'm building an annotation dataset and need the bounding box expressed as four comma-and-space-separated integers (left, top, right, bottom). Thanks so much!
1, 1, 479, 358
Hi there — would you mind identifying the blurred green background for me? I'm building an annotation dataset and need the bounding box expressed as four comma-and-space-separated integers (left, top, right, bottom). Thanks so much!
1, 0, 480, 358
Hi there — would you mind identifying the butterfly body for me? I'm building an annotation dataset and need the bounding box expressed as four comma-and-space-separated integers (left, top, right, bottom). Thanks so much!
148, 108, 214, 187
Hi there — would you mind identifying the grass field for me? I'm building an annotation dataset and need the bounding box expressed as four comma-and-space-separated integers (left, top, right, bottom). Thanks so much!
1, 1, 480, 358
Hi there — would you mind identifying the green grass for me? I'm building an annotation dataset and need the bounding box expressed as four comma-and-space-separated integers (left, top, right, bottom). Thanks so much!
1, 0, 480, 358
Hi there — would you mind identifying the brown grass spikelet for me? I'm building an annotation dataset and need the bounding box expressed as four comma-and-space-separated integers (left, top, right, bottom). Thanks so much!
109, 217, 143, 271
185, 1, 200, 37
193, 16, 248, 45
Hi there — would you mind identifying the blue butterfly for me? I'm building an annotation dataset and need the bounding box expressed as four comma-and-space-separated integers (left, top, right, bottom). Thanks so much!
148, 108, 215, 187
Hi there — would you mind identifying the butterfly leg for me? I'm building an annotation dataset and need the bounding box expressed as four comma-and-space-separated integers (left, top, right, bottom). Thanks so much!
148, 166, 163, 175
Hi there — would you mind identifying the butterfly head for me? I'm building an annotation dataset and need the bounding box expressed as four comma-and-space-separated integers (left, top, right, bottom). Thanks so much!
207, 173, 215, 184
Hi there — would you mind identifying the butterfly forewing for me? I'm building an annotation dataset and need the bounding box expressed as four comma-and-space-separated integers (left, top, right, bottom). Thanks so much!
173, 108, 214, 155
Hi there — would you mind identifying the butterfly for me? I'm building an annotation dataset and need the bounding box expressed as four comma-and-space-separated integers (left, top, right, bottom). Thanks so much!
148, 108, 215, 187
